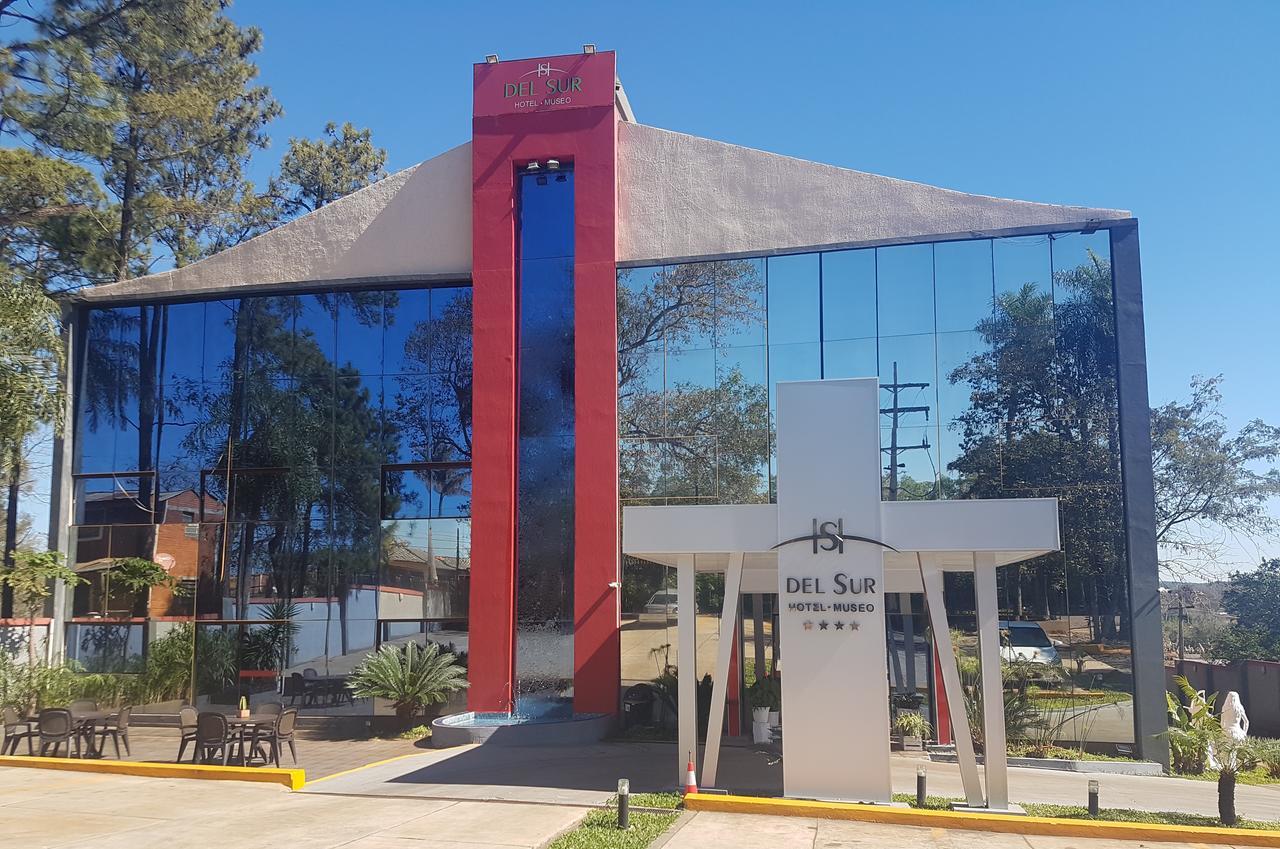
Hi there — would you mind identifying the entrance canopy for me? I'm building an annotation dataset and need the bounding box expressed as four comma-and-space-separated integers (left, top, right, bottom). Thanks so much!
621, 375, 1061, 809
623, 497, 1059, 809
623, 498, 1060, 595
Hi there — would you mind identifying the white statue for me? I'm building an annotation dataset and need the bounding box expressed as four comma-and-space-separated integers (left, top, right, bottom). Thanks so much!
1211, 691, 1250, 771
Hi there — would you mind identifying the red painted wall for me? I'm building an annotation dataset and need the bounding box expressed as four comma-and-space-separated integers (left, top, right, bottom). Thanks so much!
469, 52, 620, 714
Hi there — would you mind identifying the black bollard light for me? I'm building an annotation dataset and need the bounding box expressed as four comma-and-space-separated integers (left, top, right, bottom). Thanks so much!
1087, 779, 1099, 816
916, 765, 927, 808
617, 778, 630, 829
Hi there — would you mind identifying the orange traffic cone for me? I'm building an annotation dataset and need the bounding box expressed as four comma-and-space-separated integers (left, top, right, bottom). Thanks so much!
684, 752, 698, 795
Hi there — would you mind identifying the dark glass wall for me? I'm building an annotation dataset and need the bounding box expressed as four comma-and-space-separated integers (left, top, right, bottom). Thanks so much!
70, 284, 472, 714
618, 229, 1136, 746
514, 167, 576, 717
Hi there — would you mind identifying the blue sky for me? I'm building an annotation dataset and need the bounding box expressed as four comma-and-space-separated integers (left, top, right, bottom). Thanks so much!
227, 1, 1279, 428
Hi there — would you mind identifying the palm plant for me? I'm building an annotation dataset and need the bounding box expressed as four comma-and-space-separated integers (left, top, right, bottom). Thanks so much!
347, 642, 468, 720
1166, 674, 1216, 775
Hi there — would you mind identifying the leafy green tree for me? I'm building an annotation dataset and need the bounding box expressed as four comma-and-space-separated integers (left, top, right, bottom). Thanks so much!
19, 0, 280, 279
271, 121, 387, 218
0, 275, 64, 565
0, 148, 113, 290
948, 250, 1125, 634
1210, 559, 1280, 662
1151, 376, 1280, 579
0, 549, 84, 669
617, 261, 771, 506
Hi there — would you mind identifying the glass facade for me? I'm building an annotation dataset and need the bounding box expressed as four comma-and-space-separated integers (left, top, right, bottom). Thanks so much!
514, 167, 576, 717
618, 228, 1136, 746
70, 285, 472, 714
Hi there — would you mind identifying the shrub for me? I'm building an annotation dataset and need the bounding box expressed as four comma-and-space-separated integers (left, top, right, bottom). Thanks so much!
892, 711, 932, 740
1166, 675, 1216, 775
1249, 737, 1280, 779
347, 641, 468, 720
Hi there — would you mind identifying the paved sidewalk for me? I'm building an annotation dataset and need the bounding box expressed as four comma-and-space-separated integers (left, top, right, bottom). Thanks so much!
0, 769, 585, 849
662, 810, 1266, 849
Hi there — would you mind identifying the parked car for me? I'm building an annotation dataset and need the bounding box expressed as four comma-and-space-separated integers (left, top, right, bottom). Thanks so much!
644, 591, 678, 616
999, 620, 1061, 666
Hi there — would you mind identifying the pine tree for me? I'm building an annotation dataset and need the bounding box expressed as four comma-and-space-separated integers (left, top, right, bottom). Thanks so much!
20, 0, 280, 278
271, 121, 387, 219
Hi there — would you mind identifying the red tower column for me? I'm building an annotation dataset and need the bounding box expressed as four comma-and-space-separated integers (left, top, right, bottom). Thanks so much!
468, 52, 620, 714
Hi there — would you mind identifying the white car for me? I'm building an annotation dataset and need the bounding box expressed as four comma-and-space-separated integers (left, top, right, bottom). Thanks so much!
644, 591, 678, 616
999, 621, 1061, 666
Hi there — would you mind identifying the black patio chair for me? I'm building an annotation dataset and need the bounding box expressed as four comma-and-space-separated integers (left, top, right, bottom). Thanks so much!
256, 708, 298, 767
95, 705, 132, 758
37, 708, 79, 758
68, 699, 98, 713
176, 705, 199, 763
2, 705, 35, 755
283, 674, 306, 706
194, 711, 235, 765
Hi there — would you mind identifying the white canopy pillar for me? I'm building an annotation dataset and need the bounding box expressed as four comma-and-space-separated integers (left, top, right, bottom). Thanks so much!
677, 553, 697, 788
974, 552, 1011, 810
918, 553, 984, 807
701, 551, 744, 787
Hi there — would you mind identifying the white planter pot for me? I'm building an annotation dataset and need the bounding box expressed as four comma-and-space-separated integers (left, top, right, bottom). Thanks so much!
752, 721, 772, 744
769, 710, 781, 728
752, 707, 771, 723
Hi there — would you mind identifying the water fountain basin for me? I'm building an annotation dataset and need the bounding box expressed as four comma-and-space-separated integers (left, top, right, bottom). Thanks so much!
430, 711, 612, 748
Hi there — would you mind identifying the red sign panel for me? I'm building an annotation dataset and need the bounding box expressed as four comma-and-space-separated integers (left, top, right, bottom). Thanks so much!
473, 51, 615, 118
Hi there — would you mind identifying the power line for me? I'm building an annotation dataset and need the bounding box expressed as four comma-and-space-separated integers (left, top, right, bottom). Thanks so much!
879, 362, 931, 502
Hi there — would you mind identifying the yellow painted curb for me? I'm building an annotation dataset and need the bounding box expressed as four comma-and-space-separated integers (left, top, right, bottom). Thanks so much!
0, 755, 305, 790
683, 794, 1280, 847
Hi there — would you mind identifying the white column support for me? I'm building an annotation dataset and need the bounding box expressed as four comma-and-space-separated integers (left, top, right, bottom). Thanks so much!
974, 552, 1010, 810
677, 553, 697, 788
918, 554, 985, 808
702, 551, 743, 788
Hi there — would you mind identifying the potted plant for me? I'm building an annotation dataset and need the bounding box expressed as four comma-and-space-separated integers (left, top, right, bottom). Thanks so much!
748, 676, 781, 725
892, 711, 933, 751
746, 676, 781, 743
347, 642, 468, 723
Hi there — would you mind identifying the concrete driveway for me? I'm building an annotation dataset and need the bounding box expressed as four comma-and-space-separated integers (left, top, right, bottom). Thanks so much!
0, 769, 585, 849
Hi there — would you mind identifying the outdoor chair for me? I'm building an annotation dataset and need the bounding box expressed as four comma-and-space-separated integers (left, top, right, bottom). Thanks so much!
95, 705, 132, 758
257, 701, 284, 717
194, 711, 235, 765
283, 674, 306, 706
302, 668, 318, 679
68, 699, 98, 713
37, 708, 80, 758
176, 705, 199, 763
2, 705, 35, 756
256, 708, 298, 767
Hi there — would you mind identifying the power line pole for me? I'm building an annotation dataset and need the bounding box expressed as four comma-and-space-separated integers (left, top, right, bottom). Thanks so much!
879, 362, 931, 502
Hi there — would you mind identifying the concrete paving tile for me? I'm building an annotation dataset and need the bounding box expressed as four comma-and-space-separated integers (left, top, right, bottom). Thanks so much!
0, 808, 158, 849
340, 837, 528, 849
815, 818, 961, 847
380, 800, 585, 847
663, 811, 819, 849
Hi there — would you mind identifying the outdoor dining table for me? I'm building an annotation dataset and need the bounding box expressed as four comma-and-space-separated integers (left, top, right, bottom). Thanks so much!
27, 709, 116, 758
225, 714, 277, 765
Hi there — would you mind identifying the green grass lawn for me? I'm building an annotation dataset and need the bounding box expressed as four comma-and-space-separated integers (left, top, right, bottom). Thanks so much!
547, 809, 680, 849
545, 793, 683, 849
891, 794, 1280, 830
